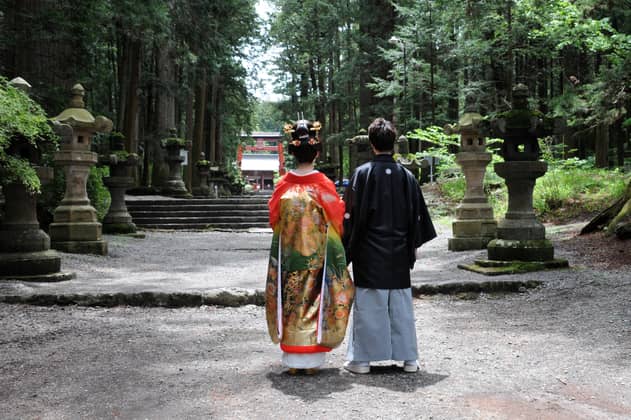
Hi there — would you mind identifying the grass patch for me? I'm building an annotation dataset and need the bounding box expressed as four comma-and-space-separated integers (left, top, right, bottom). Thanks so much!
534, 166, 628, 221
434, 157, 628, 224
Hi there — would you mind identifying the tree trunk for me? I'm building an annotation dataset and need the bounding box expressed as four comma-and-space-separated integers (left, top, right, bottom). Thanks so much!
184, 72, 195, 191
428, 0, 436, 126
215, 87, 224, 164
208, 74, 219, 163
506, 0, 514, 101
191, 73, 207, 189
594, 123, 610, 168
581, 180, 631, 238
614, 121, 625, 167
119, 38, 141, 154
151, 41, 176, 189
358, 0, 395, 127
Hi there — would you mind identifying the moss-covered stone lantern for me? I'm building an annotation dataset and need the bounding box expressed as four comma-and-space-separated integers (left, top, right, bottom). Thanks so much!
160, 129, 191, 198
99, 133, 138, 234
49, 83, 112, 255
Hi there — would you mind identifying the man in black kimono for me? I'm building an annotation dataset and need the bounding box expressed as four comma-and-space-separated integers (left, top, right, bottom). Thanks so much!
342, 118, 436, 374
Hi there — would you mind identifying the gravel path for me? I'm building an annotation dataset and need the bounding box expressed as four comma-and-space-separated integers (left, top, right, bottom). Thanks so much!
1, 267, 629, 419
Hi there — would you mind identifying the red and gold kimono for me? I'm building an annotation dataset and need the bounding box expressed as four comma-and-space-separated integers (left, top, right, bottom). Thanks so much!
265, 171, 354, 367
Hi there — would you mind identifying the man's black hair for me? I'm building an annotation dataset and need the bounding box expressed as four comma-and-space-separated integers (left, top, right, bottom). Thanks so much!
368, 118, 397, 152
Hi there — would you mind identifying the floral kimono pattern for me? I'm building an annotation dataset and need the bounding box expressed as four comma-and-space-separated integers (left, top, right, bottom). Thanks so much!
265, 172, 354, 352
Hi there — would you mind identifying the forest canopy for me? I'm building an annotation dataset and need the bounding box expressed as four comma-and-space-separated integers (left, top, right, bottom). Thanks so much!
0, 0, 629, 186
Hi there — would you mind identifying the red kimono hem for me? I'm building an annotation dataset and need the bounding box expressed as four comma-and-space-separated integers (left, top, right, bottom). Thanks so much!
280, 344, 332, 353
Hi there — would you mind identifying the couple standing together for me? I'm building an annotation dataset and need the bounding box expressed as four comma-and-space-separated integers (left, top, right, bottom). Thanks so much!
265, 118, 436, 375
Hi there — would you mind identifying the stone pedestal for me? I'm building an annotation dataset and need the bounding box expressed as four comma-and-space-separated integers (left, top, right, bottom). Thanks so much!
102, 158, 137, 234
49, 84, 112, 255
162, 145, 190, 197
448, 152, 497, 251
193, 166, 210, 197
486, 161, 553, 261
0, 180, 74, 281
50, 150, 107, 254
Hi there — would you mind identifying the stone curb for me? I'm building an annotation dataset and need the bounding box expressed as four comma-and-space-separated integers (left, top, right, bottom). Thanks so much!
412, 279, 542, 296
0, 279, 542, 308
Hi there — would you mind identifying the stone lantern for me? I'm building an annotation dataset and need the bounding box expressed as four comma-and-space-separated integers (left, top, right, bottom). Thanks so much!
161, 129, 191, 198
192, 152, 211, 197
49, 84, 112, 255
445, 94, 497, 251
460, 84, 568, 274
0, 77, 74, 280
99, 133, 138, 234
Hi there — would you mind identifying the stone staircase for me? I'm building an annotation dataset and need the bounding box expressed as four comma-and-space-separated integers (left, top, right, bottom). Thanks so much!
125, 193, 272, 230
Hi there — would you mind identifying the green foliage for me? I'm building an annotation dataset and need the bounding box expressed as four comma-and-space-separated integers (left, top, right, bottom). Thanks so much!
112, 150, 131, 160
269, 0, 363, 133
225, 161, 246, 194
253, 101, 285, 132
533, 137, 628, 218
87, 166, 111, 221
0, 77, 58, 193
407, 125, 459, 173
431, 134, 628, 222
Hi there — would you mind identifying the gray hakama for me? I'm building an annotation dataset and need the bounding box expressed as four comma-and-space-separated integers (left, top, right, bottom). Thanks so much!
346, 287, 419, 362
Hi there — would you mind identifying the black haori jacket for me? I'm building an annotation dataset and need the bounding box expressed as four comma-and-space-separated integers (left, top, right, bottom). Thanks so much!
342, 154, 436, 289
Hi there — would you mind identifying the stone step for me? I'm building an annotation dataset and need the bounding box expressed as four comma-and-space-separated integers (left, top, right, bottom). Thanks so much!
137, 222, 271, 230
129, 210, 269, 217
125, 195, 272, 230
127, 198, 270, 206
131, 215, 269, 224
126, 203, 267, 211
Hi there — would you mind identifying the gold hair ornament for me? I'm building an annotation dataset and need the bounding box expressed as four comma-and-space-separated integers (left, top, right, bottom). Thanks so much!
283, 123, 294, 135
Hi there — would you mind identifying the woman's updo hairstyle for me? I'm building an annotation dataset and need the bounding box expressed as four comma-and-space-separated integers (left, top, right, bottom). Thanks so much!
283, 119, 322, 163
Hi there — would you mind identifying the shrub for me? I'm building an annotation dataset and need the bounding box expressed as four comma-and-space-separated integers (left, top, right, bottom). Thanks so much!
0, 77, 58, 193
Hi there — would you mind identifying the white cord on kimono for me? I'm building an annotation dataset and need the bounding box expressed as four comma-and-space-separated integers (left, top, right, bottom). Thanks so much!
317, 224, 328, 344
277, 234, 283, 340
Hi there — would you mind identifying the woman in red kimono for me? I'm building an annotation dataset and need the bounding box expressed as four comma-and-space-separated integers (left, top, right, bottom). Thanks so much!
265, 119, 354, 375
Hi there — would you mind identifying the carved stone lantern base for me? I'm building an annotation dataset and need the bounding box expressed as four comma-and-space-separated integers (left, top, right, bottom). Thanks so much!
448, 219, 497, 251
103, 175, 137, 234
448, 152, 497, 251
162, 180, 191, 198
162, 145, 191, 198
0, 251, 75, 282
192, 168, 211, 197
50, 203, 108, 255
0, 182, 75, 281
486, 161, 559, 262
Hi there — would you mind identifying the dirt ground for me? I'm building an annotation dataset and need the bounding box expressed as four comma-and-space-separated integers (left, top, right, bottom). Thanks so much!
1, 259, 629, 419
1, 198, 629, 419
555, 229, 631, 270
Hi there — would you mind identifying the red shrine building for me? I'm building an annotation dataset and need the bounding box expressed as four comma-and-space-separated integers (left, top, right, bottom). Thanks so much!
237, 132, 286, 190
